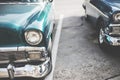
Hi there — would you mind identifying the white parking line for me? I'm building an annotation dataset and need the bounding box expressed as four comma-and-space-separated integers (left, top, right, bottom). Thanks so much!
45, 14, 64, 80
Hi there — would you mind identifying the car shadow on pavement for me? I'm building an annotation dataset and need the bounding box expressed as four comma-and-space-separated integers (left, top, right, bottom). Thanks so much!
61, 15, 120, 57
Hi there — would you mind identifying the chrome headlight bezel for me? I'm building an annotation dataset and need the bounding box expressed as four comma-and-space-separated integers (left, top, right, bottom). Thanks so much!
24, 30, 43, 46
113, 12, 120, 23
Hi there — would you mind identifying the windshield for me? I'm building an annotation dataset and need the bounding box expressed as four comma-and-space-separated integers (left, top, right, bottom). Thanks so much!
105, 0, 120, 3
0, 0, 41, 3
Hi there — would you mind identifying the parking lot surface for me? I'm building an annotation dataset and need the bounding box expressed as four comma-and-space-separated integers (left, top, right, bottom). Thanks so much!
53, 0, 120, 80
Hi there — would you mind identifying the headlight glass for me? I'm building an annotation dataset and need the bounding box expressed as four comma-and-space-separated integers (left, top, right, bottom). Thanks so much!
25, 30, 43, 45
113, 13, 120, 22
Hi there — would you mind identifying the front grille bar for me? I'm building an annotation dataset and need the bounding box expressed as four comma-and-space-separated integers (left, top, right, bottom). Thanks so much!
0, 47, 45, 52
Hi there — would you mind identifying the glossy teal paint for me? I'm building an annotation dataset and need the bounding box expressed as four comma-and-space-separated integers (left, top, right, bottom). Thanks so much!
25, 3, 52, 32
0, 4, 41, 26
102, 0, 120, 13
0, 2, 53, 47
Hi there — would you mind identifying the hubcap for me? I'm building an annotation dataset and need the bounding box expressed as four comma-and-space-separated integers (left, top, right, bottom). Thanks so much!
99, 29, 104, 44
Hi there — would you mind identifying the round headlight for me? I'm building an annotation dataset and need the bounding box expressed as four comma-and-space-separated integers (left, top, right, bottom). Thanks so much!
25, 30, 43, 45
113, 13, 120, 22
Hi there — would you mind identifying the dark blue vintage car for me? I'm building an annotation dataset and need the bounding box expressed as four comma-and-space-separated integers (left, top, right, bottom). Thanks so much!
0, 0, 55, 79
83, 0, 120, 47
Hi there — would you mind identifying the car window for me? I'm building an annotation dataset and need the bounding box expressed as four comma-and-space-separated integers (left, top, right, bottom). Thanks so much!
0, 0, 42, 3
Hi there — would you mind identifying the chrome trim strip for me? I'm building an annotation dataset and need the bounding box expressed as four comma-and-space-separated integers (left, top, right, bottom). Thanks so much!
0, 57, 49, 64
0, 46, 46, 52
0, 59, 27, 64
0, 2, 44, 5
109, 24, 120, 27
87, 2, 109, 18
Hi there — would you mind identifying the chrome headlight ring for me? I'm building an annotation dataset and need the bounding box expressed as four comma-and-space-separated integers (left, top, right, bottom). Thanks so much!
25, 30, 43, 45
113, 12, 120, 23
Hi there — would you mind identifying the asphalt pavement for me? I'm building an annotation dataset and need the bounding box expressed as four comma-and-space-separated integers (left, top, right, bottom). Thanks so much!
53, 0, 120, 80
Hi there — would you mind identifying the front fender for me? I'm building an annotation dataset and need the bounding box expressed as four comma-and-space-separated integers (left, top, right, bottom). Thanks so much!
24, 3, 53, 47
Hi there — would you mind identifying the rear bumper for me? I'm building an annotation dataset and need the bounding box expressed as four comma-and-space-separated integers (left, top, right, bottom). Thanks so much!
0, 46, 52, 78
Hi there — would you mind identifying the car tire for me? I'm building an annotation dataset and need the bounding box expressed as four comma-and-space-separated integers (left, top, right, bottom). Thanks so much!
97, 21, 109, 50
98, 28, 106, 48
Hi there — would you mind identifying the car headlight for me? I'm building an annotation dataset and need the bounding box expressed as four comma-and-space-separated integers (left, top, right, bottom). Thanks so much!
113, 13, 120, 22
25, 30, 43, 45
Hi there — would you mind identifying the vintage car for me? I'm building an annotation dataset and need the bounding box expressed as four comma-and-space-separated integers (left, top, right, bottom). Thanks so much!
83, 0, 120, 47
0, 0, 55, 79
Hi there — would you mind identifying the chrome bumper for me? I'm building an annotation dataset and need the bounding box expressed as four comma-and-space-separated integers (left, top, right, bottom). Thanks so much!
105, 24, 120, 46
106, 35, 120, 46
0, 58, 51, 78
0, 46, 51, 78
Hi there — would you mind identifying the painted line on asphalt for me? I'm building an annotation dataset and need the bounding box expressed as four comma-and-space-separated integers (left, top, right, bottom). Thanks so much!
45, 14, 64, 80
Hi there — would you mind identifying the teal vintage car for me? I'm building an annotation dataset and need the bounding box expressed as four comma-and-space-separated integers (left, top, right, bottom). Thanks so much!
0, 0, 55, 79
83, 0, 120, 48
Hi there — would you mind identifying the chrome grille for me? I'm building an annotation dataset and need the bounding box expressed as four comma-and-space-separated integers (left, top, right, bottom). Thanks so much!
0, 51, 27, 61
109, 27, 120, 37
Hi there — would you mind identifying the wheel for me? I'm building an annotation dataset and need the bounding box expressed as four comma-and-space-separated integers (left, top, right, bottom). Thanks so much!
98, 28, 105, 47
98, 25, 107, 49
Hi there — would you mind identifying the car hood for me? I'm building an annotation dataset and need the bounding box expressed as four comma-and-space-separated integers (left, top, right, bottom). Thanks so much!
105, 1, 120, 11
0, 4, 42, 29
